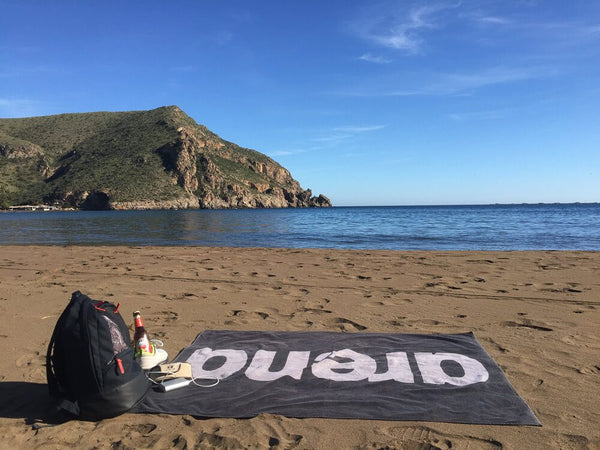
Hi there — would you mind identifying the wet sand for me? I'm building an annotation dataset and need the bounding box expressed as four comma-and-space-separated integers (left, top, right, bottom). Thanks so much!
0, 246, 599, 449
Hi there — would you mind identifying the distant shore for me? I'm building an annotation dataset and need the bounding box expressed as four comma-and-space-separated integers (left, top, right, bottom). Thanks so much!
1, 246, 598, 448
2, 201, 598, 212
3, 204, 75, 212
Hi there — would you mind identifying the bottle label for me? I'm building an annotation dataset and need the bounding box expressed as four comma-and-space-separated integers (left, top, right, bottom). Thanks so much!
137, 336, 152, 354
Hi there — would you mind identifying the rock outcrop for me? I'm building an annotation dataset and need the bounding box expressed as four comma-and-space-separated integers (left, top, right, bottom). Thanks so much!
0, 142, 44, 159
153, 122, 330, 209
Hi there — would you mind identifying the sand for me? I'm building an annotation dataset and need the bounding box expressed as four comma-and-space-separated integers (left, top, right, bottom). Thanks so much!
0, 246, 598, 449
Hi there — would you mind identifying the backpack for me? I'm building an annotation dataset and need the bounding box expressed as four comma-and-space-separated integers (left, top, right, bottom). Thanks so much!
46, 291, 150, 419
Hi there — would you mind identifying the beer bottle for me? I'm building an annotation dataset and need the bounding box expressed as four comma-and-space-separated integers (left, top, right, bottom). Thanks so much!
133, 311, 153, 355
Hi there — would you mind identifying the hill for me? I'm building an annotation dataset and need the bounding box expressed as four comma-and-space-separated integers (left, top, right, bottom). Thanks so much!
0, 106, 331, 210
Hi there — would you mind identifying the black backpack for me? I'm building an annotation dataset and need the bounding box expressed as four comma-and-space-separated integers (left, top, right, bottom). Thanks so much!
46, 291, 149, 419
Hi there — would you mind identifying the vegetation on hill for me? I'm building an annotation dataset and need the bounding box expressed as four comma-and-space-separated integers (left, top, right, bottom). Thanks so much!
0, 106, 330, 209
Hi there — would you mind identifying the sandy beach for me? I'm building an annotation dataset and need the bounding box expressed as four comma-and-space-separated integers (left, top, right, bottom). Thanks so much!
0, 246, 598, 449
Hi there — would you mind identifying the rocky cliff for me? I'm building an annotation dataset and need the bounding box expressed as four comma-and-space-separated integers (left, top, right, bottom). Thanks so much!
0, 106, 331, 210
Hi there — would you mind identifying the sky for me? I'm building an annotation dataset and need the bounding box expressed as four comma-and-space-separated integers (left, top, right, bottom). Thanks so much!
1, 0, 599, 206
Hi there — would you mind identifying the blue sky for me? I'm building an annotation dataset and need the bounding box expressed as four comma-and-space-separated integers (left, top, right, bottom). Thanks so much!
2, 1, 599, 206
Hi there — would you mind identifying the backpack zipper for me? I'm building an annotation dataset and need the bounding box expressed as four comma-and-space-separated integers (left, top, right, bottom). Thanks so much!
106, 352, 128, 375
116, 357, 125, 375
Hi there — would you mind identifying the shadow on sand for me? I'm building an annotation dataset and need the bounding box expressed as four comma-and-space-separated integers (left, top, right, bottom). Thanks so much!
0, 381, 66, 425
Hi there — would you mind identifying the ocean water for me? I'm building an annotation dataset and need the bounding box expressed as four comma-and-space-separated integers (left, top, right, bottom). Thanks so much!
0, 204, 599, 250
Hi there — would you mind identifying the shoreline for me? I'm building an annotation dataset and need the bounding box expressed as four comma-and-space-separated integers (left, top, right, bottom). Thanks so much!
1, 246, 598, 448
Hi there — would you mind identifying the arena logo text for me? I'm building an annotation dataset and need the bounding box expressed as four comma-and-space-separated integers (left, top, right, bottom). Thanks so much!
186, 348, 489, 386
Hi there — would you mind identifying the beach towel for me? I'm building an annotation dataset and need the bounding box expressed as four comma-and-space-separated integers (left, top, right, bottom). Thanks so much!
134, 330, 540, 425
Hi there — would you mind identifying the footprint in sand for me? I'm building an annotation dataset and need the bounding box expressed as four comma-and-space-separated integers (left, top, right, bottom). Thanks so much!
366, 301, 387, 307
267, 434, 303, 449
300, 306, 332, 314
122, 423, 157, 435
372, 425, 503, 449
194, 429, 240, 448
387, 318, 407, 327
409, 319, 443, 327
331, 317, 367, 331
172, 435, 190, 450
502, 320, 553, 332
248, 416, 306, 450
482, 337, 509, 353
254, 311, 270, 320
15, 351, 46, 380
578, 365, 600, 375
16, 353, 39, 368
102, 422, 161, 448
157, 311, 179, 323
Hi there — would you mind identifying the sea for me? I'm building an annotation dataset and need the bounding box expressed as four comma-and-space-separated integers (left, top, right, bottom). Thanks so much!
0, 204, 599, 250
0, 203, 600, 251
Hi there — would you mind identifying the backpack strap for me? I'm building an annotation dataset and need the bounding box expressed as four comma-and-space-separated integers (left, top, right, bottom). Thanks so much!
46, 293, 82, 399
46, 306, 68, 399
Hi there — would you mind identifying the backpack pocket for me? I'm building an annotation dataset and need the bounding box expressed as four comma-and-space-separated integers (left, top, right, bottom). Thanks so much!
81, 346, 149, 420
103, 346, 143, 390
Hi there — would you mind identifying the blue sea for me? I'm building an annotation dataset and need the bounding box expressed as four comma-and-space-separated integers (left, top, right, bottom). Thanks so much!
0, 204, 599, 250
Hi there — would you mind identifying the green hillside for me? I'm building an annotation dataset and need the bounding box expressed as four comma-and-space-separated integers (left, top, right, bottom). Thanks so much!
0, 106, 330, 209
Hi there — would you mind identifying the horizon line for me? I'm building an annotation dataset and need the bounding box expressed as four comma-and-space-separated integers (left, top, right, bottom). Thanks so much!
331, 202, 599, 208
